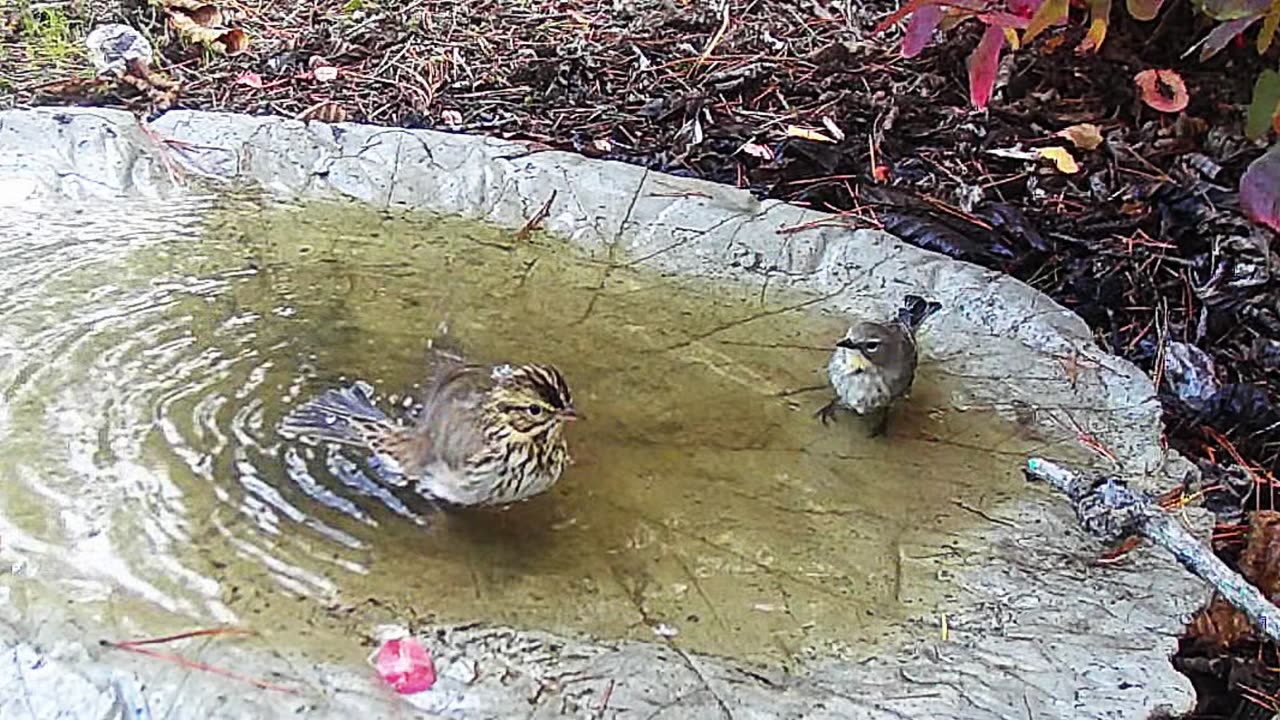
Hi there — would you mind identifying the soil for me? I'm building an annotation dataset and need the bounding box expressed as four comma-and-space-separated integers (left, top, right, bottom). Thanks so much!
4, 0, 1280, 716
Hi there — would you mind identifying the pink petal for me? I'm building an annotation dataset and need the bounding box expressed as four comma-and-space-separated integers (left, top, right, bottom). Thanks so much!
902, 5, 944, 57
968, 24, 1006, 109
374, 637, 436, 694
1241, 143, 1280, 232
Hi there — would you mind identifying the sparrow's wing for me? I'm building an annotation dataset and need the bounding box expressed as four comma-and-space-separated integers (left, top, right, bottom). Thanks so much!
410, 363, 494, 471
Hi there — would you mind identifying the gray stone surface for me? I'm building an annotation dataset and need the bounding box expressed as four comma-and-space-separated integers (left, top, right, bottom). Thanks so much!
0, 106, 1209, 719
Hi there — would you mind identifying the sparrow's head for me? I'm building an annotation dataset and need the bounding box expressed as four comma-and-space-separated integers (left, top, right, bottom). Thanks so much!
486, 363, 580, 437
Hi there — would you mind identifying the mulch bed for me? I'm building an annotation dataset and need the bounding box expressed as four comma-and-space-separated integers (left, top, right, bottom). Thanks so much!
5, 0, 1280, 715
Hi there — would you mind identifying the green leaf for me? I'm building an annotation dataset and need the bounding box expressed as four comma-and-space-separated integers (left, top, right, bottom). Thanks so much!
1247, 69, 1280, 140
1023, 0, 1069, 43
1259, 0, 1280, 52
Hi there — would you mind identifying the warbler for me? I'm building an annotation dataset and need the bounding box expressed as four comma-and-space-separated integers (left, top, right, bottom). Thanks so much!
816, 295, 941, 437
279, 346, 579, 507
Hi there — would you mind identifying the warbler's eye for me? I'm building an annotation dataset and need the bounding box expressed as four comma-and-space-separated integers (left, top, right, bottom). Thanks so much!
527, 404, 544, 416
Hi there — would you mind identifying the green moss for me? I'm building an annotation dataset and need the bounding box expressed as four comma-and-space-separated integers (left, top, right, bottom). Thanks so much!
16, 3, 85, 67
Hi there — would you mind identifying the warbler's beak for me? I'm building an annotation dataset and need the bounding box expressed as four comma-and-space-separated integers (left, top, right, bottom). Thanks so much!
836, 339, 872, 372
560, 406, 582, 421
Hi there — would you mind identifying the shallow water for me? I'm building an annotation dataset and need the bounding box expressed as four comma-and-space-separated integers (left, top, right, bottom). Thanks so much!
0, 193, 1061, 667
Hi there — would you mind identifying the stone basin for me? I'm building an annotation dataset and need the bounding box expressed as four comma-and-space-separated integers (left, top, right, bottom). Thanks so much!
0, 107, 1205, 719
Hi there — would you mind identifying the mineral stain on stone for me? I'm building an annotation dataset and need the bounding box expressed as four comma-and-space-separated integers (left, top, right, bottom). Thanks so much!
0, 196, 1077, 667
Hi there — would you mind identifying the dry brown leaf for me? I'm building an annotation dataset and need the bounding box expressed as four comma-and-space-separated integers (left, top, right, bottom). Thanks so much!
1036, 146, 1080, 173
299, 102, 347, 123
154, 0, 247, 54
1055, 123, 1103, 150
1184, 511, 1280, 650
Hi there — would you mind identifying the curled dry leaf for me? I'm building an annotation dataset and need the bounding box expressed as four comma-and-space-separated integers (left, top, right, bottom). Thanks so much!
155, 0, 248, 54
1134, 68, 1189, 113
1055, 123, 1103, 150
234, 71, 262, 89
1036, 146, 1080, 173
313, 66, 339, 83
738, 142, 775, 160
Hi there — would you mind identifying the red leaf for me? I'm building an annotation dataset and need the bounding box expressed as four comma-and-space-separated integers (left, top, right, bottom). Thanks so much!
968, 24, 1006, 108
1007, 0, 1045, 17
903, 5, 945, 57
374, 637, 436, 694
1134, 68, 1189, 113
1241, 143, 1280, 232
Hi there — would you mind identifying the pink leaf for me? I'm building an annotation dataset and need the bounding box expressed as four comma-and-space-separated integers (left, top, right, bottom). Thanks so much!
1241, 143, 1280, 232
234, 72, 263, 89
1199, 16, 1262, 60
902, 5, 944, 57
374, 637, 436, 694
968, 24, 1006, 109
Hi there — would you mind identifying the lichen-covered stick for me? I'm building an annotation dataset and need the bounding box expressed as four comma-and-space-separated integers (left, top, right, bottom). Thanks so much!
1024, 457, 1280, 646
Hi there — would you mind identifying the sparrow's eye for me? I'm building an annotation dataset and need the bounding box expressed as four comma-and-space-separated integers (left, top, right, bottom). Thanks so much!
527, 404, 544, 416
863, 340, 881, 353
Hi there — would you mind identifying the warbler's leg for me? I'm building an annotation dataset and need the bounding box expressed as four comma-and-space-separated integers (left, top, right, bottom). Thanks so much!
865, 407, 890, 438
815, 398, 842, 425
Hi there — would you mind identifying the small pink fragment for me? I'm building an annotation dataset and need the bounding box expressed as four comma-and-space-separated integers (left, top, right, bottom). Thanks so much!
234, 72, 263, 89
374, 637, 436, 694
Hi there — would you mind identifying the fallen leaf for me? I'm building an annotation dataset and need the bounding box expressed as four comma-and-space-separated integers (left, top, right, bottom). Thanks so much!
234, 71, 262, 89
785, 125, 837, 143
902, 4, 944, 57
1037, 146, 1080, 173
313, 66, 339, 83
968, 24, 1006, 109
440, 109, 463, 125
1240, 142, 1280, 232
1134, 68, 1189, 113
1022, 0, 1068, 44
1077, 0, 1112, 53
1127, 0, 1167, 20
1246, 69, 1280, 140
1260, 0, 1280, 51
373, 637, 436, 694
1055, 123, 1103, 150
1198, 16, 1261, 60
739, 142, 775, 160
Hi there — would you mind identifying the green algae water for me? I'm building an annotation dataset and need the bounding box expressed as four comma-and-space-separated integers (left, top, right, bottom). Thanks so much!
0, 193, 1071, 668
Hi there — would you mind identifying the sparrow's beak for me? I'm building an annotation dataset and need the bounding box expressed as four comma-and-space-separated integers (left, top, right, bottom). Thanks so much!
835, 338, 858, 351
560, 406, 582, 421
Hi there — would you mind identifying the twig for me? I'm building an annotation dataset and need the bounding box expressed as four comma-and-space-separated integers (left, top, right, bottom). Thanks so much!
102, 642, 299, 694
514, 190, 557, 241
1024, 457, 1280, 645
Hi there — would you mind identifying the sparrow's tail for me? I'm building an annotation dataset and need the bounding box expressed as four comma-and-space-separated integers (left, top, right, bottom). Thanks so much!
897, 295, 942, 333
278, 382, 402, 450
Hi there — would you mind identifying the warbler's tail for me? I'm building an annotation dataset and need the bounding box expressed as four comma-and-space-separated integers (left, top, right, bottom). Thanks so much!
897, 295, 942, 333
278, 381, 398, 449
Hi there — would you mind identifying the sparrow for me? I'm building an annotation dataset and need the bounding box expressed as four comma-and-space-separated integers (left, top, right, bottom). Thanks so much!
816, 295, 942, 437
278, 344, 579, 508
